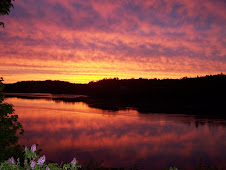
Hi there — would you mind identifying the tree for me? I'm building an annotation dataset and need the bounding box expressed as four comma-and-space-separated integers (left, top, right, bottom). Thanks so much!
0, 0, 15, 28
0, 77, 24, 162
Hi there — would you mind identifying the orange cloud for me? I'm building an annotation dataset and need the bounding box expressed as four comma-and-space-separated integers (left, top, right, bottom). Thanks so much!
0, 0, 225, 83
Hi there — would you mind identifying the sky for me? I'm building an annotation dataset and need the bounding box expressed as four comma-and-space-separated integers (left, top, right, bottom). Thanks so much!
0, 0, 225, 84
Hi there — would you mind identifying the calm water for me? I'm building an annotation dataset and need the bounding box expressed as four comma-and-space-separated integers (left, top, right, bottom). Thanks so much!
5, 96, 226, 170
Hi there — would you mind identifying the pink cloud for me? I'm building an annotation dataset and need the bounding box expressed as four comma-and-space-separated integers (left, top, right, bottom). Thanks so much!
0, 0, 225, 83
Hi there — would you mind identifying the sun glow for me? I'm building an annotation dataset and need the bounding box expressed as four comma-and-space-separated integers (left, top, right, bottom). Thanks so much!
0, 0, 225, 83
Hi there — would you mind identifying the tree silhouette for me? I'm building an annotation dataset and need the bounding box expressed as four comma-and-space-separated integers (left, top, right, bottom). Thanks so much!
0, 0, 14, 28
0, 77, 24, 162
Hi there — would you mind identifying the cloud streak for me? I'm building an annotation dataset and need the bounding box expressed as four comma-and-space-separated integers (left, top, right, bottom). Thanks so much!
0, 0, 225, 83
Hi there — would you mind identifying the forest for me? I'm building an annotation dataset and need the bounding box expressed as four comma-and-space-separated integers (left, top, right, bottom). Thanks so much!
4, 74, 226, 115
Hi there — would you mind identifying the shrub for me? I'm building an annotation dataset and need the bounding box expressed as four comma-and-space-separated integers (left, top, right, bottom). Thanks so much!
0, 144, 81, 170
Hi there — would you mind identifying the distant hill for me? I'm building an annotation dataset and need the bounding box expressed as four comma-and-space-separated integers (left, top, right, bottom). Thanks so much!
87, 74, 226, 99
4, 80, 87, 94
4, 74, 226, 99
3, 74, 226, 115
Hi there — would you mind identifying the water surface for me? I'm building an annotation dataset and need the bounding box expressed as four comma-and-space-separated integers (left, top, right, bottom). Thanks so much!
5, 97, 226, 169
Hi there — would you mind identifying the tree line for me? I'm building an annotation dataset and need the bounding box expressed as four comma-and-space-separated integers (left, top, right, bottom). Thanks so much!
4, 74, 226, 103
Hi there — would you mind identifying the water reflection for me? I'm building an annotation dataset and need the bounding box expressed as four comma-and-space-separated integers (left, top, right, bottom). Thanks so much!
5, 97, 226, 169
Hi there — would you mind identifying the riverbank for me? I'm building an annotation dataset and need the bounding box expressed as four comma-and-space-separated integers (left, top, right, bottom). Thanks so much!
4, 93, 226, 118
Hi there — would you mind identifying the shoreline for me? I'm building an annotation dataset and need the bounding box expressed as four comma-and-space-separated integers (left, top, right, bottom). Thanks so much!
4, 93, 226, 118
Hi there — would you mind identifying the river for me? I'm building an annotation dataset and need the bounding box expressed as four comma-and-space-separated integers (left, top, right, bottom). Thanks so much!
5, 96, 226, 170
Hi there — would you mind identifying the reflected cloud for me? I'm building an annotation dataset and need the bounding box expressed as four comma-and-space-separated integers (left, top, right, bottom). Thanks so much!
5, 97, 226, 169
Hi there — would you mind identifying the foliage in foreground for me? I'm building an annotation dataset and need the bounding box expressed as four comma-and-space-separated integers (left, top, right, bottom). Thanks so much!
0, 144, 81, 170
0, 0, 15, 28
0, 77, 24, 162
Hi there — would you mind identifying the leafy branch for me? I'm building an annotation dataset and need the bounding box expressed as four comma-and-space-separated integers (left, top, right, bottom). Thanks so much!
0, 0, 15, 28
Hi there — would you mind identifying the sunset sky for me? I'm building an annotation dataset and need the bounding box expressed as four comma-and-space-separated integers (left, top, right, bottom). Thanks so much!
0, 0, 225, 84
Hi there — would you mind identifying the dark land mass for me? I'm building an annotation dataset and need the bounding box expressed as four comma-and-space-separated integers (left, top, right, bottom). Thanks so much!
3, 74, 226, 117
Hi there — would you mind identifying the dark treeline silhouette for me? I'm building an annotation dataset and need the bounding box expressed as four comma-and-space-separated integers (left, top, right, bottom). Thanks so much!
3, 74, 226, 115
87, 74, 226, 99
4, 80, 86, 94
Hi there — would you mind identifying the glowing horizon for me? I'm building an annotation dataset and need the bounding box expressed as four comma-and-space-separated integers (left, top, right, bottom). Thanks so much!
0, 0, 225, 84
